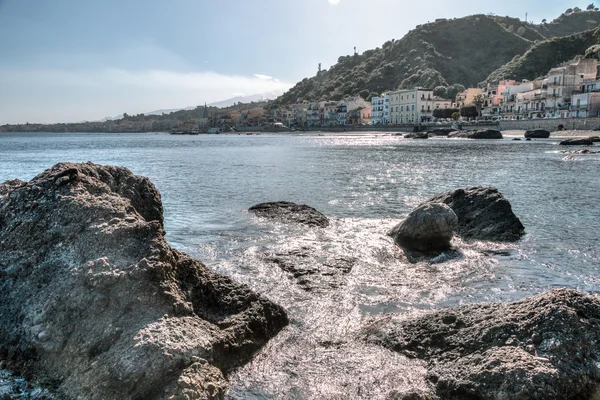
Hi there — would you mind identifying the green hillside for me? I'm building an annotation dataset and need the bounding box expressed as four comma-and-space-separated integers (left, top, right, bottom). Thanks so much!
484, 27, 600, 84
274, 10, 600, 105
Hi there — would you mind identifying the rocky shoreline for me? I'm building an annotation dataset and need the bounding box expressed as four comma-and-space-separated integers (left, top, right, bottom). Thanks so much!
2, 164, 600, 399
0, 163, 288, 399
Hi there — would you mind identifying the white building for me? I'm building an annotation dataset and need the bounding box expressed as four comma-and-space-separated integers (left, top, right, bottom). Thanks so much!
371, 93, 390, 124
387, 89, 452, 124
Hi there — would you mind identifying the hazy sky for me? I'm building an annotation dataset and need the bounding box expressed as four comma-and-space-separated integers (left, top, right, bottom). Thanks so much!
0, 0, 593, 123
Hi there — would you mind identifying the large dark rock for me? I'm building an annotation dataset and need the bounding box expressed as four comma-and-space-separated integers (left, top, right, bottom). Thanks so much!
403, 132, 429, 139
364, 289, 600, 400
425, 186, 524, 241
249, 201, 329, 228
559, 138, 594, 146
524, 129, 550, 138
427, 128, 457, 136
448, 129, 503, 139
0, 162, 288, 400
389, 203, 458, 253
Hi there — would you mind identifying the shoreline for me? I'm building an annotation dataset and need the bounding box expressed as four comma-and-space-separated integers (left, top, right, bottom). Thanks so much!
1, 129, 597, 139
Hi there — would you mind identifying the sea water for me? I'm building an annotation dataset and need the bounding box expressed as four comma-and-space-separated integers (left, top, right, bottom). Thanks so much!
1, 132, 599, 398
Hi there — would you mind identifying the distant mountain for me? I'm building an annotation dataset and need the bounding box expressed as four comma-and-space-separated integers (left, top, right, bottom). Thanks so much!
207, 90, 286, 108
143, 107, 195, 116
124, 90, 285, 118
273, 10, 600, 105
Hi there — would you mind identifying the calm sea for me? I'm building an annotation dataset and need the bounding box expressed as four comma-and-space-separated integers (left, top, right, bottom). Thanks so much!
1, 132, 599, 398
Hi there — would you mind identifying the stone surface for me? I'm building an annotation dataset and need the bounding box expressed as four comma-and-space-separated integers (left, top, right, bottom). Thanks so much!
559, 138, 594, 146
524, 129, 550, 138
364, 289, 600, 400
249, 201, 330, 228
425, 186, 525, 241
426, 128, 457, 136
261, 247, 356, 291
448, 129, 503, 139
0, 162, 288, 400
389, 203, 458, 253
403, 132, 429, 139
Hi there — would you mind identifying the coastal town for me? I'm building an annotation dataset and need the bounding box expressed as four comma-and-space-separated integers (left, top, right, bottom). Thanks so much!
2, 57, 600, 134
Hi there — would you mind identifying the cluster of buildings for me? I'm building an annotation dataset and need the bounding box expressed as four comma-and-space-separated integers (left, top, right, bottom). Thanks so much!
372, 58, 600, 126
458, 58, 600, 121
199, 96, 373, 130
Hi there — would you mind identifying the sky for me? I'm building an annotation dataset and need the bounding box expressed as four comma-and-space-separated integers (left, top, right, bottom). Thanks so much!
0, 0, 595, 124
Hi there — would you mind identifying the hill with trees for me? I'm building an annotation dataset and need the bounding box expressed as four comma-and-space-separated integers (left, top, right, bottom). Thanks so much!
272, 8, 600, 105
484, 26, 600, 84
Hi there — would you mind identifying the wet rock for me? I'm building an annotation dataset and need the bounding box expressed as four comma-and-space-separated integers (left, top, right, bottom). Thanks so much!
427, 128, 457, 136
524, 129, 550, 139
448, 129, 503, 139
0, 369, 55, 399
249, 201, 329, 228
364, 289, 600, 400
262, 247, 356, 291
403, 132, 429, 139
0, 162, 288, 400
425, 186, 525, 241
512, 138, 522, 141
559, 138, 594, 146
389, 203, 458, 253
561, 149, 600, 155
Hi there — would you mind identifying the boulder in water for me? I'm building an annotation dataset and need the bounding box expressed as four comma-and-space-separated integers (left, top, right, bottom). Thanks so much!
249, 201, 330, 228
559, 138, 594, 146
0, 162, 288, 399
388, 203, 458, 253
427, 128, 457, 136
524, 129, 550, 138
364, 289, 600, 400
403, 132, 429, 139
449, 129, 503, 139
425, 186, 524, 241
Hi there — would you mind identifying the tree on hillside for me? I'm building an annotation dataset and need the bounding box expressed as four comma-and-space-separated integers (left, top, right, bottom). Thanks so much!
565, 8, 574, 14
587, 3, 595, 10
574, 7, 582, 12
434, 86, 448, 98
542, 19, 547, 24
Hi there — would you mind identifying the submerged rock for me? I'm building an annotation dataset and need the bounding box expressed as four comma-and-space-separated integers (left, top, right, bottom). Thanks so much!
403, 132, 429, 139
0, 162, 288, 400
262, 247, 356, 291
524, 129, 550, 138
559, 138, 594, 146
425, 186, 525, 241
389, 203, 458, 253
448, 129, 503, 139
249, 201, 329, 228
364, 289, 600, 400
427, 128, 457, 136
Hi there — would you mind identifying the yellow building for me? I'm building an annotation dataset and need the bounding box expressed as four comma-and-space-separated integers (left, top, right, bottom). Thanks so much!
455, 88, 483, 107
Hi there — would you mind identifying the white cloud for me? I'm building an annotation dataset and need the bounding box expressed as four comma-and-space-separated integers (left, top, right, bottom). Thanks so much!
328, 0, 341, 5
0, 68, 292, 124
253, 73, 274, 80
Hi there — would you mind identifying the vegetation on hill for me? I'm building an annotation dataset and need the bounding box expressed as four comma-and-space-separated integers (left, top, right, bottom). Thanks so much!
273, 9, 600, 105
484, 27, 600, 84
